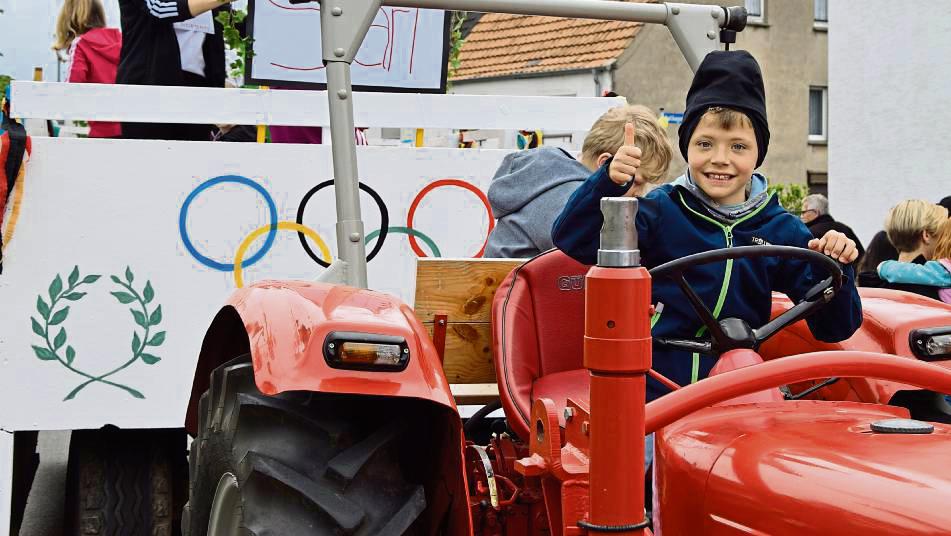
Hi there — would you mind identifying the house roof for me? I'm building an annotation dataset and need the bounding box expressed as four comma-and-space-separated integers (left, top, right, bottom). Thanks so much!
453, 6, 645, 81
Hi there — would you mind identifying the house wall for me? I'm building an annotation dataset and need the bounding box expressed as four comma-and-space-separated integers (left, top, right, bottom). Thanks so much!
828, 0, 951, 245
451, 70, 601, 98
451, 70, 607, 149
613, 0, 828, 185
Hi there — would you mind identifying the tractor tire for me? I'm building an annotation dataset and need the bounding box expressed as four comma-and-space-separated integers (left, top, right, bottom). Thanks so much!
183, 355, 427, 536
64, 427, 188, 536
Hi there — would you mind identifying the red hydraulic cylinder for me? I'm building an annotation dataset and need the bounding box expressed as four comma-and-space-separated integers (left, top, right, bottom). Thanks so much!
583, 264, 652, 533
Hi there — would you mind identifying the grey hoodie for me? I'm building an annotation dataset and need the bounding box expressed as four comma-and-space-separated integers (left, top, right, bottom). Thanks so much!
485, 147, 592, 258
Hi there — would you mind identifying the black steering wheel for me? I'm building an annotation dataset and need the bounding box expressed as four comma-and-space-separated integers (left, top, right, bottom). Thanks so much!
647, 245, 844, 357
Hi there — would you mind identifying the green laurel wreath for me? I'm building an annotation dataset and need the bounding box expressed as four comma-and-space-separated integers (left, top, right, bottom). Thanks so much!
30, 266, 166, 401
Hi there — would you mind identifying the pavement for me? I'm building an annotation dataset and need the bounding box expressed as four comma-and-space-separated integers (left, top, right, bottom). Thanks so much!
18, 431, 69, 536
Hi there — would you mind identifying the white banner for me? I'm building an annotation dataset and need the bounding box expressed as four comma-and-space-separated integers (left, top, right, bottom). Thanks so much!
0, 138, 511, 431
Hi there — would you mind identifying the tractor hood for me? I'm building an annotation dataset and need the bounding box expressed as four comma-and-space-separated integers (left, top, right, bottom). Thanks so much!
656, 401, 951, 535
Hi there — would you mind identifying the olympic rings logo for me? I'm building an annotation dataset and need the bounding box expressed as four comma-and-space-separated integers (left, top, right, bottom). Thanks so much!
178, 176, 495, 288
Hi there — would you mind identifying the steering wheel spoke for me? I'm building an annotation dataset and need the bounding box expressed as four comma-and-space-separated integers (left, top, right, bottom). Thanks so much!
675, 275, 730, 350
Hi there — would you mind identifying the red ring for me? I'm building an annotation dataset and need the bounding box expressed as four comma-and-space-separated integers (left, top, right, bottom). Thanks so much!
406, 179, 494, 258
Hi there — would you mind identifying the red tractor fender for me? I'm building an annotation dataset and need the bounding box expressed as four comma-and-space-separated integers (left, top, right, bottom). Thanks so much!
184, 280, 456, 436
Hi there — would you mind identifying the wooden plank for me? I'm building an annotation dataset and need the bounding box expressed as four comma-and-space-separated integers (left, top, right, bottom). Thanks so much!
450, 383, 500, 406
424, 322, 497, 384
414, 258, 523, 323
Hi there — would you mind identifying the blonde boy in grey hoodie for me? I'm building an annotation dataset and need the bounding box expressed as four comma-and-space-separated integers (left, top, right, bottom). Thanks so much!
484, 105, 673, 258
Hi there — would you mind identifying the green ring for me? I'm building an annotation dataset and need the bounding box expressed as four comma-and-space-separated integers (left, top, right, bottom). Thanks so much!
365, 226, 441, 257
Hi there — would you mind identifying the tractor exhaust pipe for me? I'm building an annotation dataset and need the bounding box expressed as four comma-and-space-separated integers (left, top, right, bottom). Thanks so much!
581, 197, 652, 532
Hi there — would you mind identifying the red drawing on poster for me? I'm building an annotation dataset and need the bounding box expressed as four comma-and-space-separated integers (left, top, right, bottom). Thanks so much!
265, 6, 421, 75
267, 0, 319, 11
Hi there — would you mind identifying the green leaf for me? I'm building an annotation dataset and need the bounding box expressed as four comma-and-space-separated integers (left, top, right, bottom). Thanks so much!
148, 331, 166, 346
125, 267, 134, 284
141, 353, 161, 365
131, 309, 148, 328
32, 345, 56, 361
66, 346, 76, 365
81, 274, 101, 284
36, 296, 51, 319
54, 328, 66, 350
149, 305, 163, 326
68, 266, 79, 287
31, 317, 46, 337
132, 332, 141, 353
143, 281, 154, 303
110, 275, 122, 284
48, 307, 70, 326
62, 292, 87, 301
111, 291, 137, 304
49, 275, 63, 301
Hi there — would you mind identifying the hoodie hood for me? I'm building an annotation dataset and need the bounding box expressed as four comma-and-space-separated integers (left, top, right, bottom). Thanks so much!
487, 147, 591, 218
672, 170, 769, 224
76, 27, 122, 63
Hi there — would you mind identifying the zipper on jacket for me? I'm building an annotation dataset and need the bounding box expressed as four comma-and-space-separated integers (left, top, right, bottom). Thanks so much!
650, 302, 664, 329
677, 192, 773, 384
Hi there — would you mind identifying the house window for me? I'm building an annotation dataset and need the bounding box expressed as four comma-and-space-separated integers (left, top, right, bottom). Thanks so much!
745, 0, 766, 24
809, 87, 828, 143
814, 0, 828, 29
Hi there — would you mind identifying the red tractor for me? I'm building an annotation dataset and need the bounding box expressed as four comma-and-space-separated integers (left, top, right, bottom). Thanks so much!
180, 1, 951, 534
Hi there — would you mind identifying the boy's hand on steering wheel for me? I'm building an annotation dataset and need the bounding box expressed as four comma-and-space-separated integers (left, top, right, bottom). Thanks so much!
608, 122, 644, 187
808, 230, 858, 264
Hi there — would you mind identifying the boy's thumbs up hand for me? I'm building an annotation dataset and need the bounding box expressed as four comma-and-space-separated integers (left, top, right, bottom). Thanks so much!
609, 122, 644, 187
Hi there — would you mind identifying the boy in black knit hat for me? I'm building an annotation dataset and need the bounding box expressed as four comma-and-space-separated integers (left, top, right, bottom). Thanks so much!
553, 50, 863, 400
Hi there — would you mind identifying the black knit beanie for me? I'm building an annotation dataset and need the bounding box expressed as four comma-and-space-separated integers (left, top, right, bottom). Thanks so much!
678, 50, 770, 168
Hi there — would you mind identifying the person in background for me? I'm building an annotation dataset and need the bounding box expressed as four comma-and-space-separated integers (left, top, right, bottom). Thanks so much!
877, 218, 951, 304
484, 105, 673, 259
117, 0, 236, 140
53, 0, 122, 138
858, 195, 951, 274
858, 199, 948, 299
800, 193, 865, 266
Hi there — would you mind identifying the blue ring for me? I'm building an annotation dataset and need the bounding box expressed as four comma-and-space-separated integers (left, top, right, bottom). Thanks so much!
179, 175, 278, 271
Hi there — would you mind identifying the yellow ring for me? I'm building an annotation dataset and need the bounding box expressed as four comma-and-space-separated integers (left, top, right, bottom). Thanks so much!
234, 221, 332, 288
1, 159, 27, 252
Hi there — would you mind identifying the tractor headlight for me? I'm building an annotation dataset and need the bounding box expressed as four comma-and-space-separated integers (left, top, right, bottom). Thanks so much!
909, 327, 951, 361
323, 332, 410, 371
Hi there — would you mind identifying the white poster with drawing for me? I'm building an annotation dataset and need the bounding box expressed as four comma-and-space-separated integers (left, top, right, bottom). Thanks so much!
0, 139, 504, 431
247, 1, 448, 91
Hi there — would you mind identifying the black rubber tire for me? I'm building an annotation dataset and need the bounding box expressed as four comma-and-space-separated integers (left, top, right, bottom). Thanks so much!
183, 354, 427, 536
63, 426, 188, 536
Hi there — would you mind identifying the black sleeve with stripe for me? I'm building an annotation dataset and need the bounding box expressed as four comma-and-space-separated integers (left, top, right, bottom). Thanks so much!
130, 0, 194, 23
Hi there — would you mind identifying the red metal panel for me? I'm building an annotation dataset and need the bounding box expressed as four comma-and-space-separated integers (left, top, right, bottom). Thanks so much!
227, 280, 456, 408
657, 402, 951, 535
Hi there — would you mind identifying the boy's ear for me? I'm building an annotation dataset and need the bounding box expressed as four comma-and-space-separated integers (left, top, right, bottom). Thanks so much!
597, 152, 613, 168
923, 229, 934, 245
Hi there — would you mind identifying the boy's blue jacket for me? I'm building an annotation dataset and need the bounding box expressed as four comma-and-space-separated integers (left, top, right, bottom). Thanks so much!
552, 166, 863, 401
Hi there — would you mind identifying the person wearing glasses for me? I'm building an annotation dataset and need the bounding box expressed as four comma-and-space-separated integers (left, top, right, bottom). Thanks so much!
800, 193, 865, 266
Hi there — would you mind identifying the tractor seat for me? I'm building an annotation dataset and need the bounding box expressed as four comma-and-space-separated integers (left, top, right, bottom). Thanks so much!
492, 249, 590, 441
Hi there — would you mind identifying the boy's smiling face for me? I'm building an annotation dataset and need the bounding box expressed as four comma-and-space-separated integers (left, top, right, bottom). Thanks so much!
687, 112, 758, 206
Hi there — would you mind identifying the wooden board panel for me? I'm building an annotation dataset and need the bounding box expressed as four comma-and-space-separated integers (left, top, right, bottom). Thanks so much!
450, 383, 500, 406
415, 259, 524, 323
424, 322, 497, 384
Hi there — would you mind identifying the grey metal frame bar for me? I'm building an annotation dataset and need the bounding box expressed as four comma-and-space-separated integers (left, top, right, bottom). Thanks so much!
317, 0, 737, 289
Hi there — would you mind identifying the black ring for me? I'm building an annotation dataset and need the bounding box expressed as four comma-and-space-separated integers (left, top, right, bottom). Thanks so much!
296, 180, 389, 268
577, 515, 650, 532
